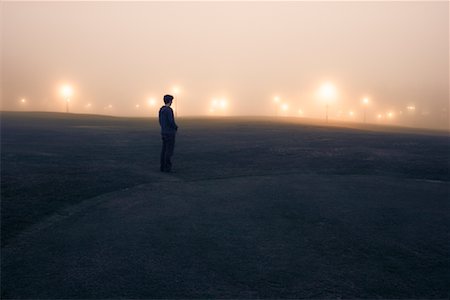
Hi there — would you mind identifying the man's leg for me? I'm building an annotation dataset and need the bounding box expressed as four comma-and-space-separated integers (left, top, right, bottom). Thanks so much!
165, 135, 175, 172
160, 136, 167, 172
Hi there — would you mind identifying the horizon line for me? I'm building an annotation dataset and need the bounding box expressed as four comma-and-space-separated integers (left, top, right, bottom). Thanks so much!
2, 110, 449, 134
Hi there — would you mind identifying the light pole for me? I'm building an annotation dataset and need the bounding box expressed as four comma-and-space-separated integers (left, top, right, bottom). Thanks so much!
19, 98, 27, 111
319, 83, 336, 123
387, 111, 394, 122
362, 97, 369, 123
407, 105, 416, 127
61, 85, 73, 113
148, 97, 156, 116
272, 96, 282, 116
210, 97, 229, 116
172, 86, 180, 117
281, 103, 289, 115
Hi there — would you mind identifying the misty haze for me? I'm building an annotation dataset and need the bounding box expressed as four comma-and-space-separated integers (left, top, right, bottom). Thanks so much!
1, 1, 448, 130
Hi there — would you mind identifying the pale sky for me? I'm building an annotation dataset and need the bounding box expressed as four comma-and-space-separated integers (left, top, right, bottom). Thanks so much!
1, 1, 448, 129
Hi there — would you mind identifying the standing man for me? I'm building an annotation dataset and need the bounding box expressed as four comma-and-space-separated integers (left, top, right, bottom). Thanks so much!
159, 94, 178, 172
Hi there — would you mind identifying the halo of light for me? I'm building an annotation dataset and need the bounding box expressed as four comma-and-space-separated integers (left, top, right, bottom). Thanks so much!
172, 86, 180, 94
61, 85, 73, 98
219, 99, 227, 108
319, 83, 337, 101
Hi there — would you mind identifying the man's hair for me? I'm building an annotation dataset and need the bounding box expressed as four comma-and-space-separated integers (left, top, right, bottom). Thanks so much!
163, 94, 174, 104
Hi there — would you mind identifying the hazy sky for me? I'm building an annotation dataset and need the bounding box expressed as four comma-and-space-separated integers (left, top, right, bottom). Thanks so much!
1, 1, 448, 128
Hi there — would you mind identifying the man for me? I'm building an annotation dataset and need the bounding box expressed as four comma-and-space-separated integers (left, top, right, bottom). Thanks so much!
159, 94, 178, 172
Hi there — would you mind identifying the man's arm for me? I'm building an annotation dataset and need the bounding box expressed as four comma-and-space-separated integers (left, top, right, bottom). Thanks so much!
170, 108, 178, 131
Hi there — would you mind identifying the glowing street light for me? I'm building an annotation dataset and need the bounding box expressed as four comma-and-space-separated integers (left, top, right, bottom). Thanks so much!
210, 97, 229, 115
319, 83, 337, 99
281, 103, 289, 112
298, 109, 304, 117
219, 99, 227, 108
61, 86, 73, 98
20, 98, 27, 110
172, 86, 181, 117
273, 96, 280, 103
318, 82, 337, 123
407, 105, 416, 112
60, 85, 73, 113
362, 97, 370, 123
406, 105, 416, 126
148, 98, 156, 107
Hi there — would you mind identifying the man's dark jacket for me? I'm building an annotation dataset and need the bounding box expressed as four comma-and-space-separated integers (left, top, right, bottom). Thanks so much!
159, 106, 178, 135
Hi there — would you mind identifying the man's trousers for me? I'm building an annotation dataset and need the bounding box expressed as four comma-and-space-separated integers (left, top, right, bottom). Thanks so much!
160, 134, 175, 172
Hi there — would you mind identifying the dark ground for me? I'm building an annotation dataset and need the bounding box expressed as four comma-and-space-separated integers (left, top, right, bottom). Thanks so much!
1, 111, 449, 298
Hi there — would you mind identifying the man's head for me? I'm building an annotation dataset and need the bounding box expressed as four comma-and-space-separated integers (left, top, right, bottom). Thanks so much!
163, 94, 174, 105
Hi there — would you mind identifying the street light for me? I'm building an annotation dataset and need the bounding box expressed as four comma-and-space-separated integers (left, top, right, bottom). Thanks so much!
406, 105, 416, 126
148, 98, 156, 107
60, 85, 73, 113
20, 98, 27, 110
209, 97, 229, 115
318, 83, 337, 123
362, 97, 369, 123
219, 99, 227, 109
172, 86, 180, 117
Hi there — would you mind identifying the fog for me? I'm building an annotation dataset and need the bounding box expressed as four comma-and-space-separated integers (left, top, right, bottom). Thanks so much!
1, 1, 448, 129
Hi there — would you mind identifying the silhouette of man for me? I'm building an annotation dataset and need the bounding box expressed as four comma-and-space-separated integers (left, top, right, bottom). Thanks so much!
159, 94, 178, 172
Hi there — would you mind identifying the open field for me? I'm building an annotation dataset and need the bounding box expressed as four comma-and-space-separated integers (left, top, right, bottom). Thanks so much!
1, 112, 449, 298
